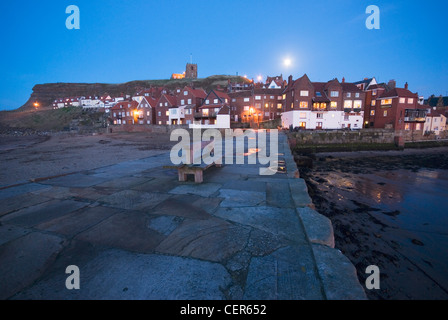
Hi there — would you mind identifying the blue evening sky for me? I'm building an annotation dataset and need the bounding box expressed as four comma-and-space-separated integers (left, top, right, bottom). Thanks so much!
0, 0, 447, 110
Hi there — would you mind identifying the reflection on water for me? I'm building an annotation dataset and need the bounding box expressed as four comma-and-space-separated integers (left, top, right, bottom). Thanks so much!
326, 168, 448, 234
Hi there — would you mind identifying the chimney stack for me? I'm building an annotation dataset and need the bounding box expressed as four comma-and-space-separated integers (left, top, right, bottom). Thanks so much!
288, 75, 293, 86
405, 82, 409, 90
342, 77, 345, 83
388, 80, 396, 89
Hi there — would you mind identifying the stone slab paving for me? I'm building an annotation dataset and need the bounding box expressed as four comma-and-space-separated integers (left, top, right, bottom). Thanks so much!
0, 131, 366, 300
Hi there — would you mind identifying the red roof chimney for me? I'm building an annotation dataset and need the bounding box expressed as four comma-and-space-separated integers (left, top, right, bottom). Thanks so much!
342, 77, 345, 83
288, 75, 293, 86
405, 82, 409, 90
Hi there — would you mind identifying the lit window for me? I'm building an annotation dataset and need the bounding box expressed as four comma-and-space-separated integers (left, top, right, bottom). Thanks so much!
330, 91, 339, 97
370, 110, 375, 116
381, 99, 392, 105
317, 122, 323, 127
206, 100, 209, 104
372, 100, 376, 106
255, 103, 261, 109
244, 106, 249, 111
255, 96, 261, 100
320, 103, 326, 109
313, 103, 319, 109
265, 103, 269, 109
184, 91, 188, 95
330, 102, 337, 108
399, 98, 405, 104
277, 104, 282, 109
282, 94, 286, 100
147, 111, 150, 116
372, 90, 377, 96
300, 101, 308, 108
270, 96, 275, 99
160, 103, 162, 107
354, 100, 362, 109
405, 123, 410, 130
214, 99, 218, 104
344, 101, 353, 109
408, 98, 414, 104
300, 90, 309, 97
278, 96, 282, 100
383, 110, 388, 117
202, 109, 209, 116
244, 98, 250, 102
291, 103, 294, 109
166, 111, 169, 116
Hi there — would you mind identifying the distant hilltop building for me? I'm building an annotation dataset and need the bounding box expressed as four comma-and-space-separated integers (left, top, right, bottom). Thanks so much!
186, 63, 198, 79
170, 62, 198, 80
171, 72, 185, 80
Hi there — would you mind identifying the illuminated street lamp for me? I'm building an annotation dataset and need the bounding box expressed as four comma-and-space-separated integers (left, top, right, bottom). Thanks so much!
33, 101, 39, 109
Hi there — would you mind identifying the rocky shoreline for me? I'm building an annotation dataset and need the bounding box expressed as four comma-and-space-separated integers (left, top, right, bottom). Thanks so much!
296, 147, 448, 300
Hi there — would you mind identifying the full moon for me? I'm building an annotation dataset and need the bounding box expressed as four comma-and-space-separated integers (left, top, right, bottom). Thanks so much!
284, 58, 292, 67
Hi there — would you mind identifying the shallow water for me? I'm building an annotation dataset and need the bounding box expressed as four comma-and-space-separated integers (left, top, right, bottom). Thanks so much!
319, 168, 448, 299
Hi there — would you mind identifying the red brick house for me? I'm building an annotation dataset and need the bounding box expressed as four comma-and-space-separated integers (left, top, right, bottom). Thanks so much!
281, 74, 365, 130
135, 96, 157, 125
196, 90, 230, 125
156, 94, 177, 125
175, 86, 207, 125
371, 83, 426, 131
110, 100, 139, 125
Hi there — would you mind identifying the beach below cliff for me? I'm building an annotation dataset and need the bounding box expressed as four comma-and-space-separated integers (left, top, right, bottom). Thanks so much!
0, 131, 175, 187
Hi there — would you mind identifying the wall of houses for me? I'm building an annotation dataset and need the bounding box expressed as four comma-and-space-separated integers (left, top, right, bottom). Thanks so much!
287, 128, 446, 146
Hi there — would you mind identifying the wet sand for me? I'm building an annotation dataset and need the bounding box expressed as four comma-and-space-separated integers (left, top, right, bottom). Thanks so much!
299, 147, 448, 300
0, 132, 176, 187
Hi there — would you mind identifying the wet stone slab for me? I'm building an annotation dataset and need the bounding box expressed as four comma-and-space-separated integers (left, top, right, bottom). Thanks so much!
0, 232, 66, 300
75, 210, 165, 253
222, 180, 267, 193
131, 177, 178, 193
0, 225, 32, 247
0, 183, 50, 201
214, 206, 306, 243
155, 218, 251, 262
35, 206, 121, 237
0, 199, 89, 228
39, 173, 110, 188
0, 193, 52, 217
243, 245, 324, 300
147, 215, 184, 236
266, 182, 295, 208
98, 190, 170, 211
149, 194, 213, 220
218, 189, 266, 208
169, 183, 222, 198
94, 176, 150, 190
13, 249, 232, 300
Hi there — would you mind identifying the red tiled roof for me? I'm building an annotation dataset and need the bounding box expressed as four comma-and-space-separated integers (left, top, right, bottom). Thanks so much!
378, 88, 418, 99
111, 100, 138, 110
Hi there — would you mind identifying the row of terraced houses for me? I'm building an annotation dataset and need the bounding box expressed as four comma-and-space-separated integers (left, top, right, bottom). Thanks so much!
53, 74, 447, 134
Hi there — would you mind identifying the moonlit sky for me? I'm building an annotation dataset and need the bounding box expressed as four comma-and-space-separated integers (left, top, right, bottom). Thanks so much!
0, 0, 447, 110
